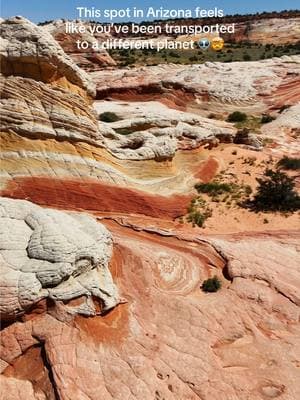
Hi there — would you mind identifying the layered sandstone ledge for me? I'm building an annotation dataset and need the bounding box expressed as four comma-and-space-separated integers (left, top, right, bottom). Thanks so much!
1, 14, 300, 400
0, 16, 96, 97
92, 56, 300, 113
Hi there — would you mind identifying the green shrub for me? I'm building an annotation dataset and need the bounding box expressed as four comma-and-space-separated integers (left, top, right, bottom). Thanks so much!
187, 197, 212, 227
195, 181, 234, 196
99, 112, 120, 123
251, 169, 300, 212
227, 111, 247, 123
115, 127, 134, 135
277, 156, 300, 171
202, 276, 222, 292
169, 51, 180, 58
261, 114, 275, 124
243, 53, 252, 61
187, 210, 210, 227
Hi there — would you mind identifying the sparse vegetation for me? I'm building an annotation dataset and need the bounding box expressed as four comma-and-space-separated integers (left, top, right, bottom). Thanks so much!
261, 114, 275, 124
187, 197, 212, 227
242, 156, 257, 166
195, 181, 234, 196
193, 177, 253, 211
115, 127, 135, 135
250, 169, 300, 212
99, 112, 121, 123
227, 111, 248, 123
109, 41, 300, 68
243, 53, 252, 61
277, 156, 300, 171
202, 276, 222, 292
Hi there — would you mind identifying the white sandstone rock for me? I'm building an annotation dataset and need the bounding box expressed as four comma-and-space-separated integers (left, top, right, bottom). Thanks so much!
0, 197, 119, 319
0, 16, 96, 96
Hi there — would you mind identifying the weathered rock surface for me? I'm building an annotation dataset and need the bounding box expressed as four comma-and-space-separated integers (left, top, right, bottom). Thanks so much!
0, 197, 119, 320
0, 16, 96, 96
0, 75, 102, 145
92, 56, 300, 113
43, 19, 116, 70
0, 75, 235, 162
1, 15, 300, 400
231, 17, 300, 45
233, 129, 263, 150
261, 104, 300, 156
1, 225, 299, 400
94, 100, 235, 160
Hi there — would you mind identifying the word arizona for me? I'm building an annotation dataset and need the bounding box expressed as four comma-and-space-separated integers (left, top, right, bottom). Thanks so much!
146, 7, 224, 18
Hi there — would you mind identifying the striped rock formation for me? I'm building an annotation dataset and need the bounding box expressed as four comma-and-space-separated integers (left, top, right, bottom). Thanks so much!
92, 56, 300, 114
0, 16, 96, 97
1, 15, 300, 400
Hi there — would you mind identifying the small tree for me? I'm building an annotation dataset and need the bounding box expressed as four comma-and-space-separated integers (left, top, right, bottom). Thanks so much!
252, 169, 300, 212
202, 276, 222, 292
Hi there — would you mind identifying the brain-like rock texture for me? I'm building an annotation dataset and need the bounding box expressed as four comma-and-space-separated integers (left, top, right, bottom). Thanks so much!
0, 16, 96, 96
1, 224, 299, 400
95, 100, 235, 160
0, 197, 119, 320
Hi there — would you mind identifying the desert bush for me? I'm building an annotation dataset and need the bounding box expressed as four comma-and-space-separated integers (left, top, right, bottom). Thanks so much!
187, 197, 212, 227
261, 114, 275, 124
243, 53, 252, 61
227, 111, 247, 123
189, 55, 198, 62
195, 181, 234, 196
187, 210, 210, 227
277, 156, 300, 171
169, 51, 180, 58
99, 112, 120, 123
202, 276, 222, 292
251, 169, 300, 212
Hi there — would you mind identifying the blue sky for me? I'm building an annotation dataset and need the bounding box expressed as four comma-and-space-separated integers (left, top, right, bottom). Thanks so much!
1, 0, 299, 22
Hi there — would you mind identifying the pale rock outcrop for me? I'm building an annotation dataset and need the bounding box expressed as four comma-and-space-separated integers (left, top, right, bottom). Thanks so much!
43, 19, 116, 70
0, 75, 102, 145
92, 56, 300, 113
1, 228, 299, 400
261, 104, 300, 155
0, 16, 96, 96
0, 197, 119, 320
233, 129, 263, 150
94, 100, 235, 160
234, 17, 300, 44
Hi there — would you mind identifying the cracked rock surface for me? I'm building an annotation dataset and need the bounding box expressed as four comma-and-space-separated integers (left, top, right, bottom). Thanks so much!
0, 197, 119, 320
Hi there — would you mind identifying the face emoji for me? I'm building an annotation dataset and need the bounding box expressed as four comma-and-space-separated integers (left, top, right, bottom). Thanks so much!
198, 38, 210, 50
211, 37, 224, 51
